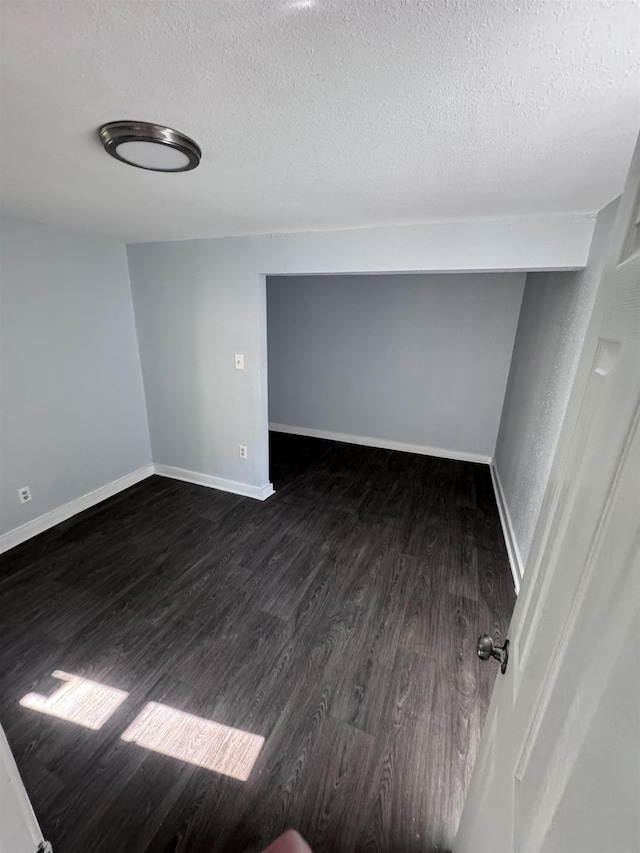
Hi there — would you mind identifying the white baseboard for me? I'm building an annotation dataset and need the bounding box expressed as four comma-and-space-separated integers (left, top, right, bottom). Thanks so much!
0, 462, 273, 555
490, 462, 523, 594
269, 422, 493, 465
0, 464, 155, 555
154, 464, 274, 501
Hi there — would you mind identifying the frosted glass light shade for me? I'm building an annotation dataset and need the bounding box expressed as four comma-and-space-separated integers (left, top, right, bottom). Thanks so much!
115, 141, 190, 170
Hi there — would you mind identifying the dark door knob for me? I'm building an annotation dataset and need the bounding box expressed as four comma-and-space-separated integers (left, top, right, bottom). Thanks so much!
477, 634, 509, 674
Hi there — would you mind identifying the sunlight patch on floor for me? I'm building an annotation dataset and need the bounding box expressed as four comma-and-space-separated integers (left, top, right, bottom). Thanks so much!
19, 672, 263, 780
121, 701, 265, 780
20, 670, 129, 730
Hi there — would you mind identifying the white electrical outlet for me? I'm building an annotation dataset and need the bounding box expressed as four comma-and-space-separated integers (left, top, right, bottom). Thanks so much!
18, 486, 32, 503
239, 445, 248, 459
234, 353, 245, 370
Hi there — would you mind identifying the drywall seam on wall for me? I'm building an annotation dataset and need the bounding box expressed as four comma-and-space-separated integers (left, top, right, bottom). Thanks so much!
269, 423, 493, 465
0, 465, 154, 555
490, 462, 523, 594
154, 465, 274, 501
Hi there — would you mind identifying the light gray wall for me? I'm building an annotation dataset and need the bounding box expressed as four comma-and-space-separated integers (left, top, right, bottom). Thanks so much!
267, 273, 525, 457
494, 199, 618, 569
0, 217, 152, 535
127, 216, 592, 491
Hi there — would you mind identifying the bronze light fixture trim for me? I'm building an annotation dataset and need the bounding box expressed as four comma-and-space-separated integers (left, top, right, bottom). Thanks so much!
98, 121, 201, 172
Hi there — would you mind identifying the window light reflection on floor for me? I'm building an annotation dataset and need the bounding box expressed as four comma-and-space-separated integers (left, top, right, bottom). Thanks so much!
20, 670, 129, 730
19, 673, 263, 781
121, 701, 265, 781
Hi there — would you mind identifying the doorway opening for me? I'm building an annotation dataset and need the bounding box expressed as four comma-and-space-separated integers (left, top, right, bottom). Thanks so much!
265, 270, 524, 487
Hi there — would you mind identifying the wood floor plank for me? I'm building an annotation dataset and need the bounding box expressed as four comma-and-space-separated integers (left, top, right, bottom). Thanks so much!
353, 647, 423, 853
331, 552, 414, 734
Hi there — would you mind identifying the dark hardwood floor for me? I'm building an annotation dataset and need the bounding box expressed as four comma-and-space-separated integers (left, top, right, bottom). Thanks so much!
0, 433, 515, 853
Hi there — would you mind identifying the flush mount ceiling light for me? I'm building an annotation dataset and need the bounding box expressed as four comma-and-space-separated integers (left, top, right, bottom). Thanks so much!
98, 121, 201, 172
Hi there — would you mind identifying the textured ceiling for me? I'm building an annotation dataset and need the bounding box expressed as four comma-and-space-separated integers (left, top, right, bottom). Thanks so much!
1, 0, 638, 243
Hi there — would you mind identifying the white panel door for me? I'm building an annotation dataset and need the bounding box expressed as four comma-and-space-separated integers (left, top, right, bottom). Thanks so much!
456, 134, 640, 853
0, 724, 46, 853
